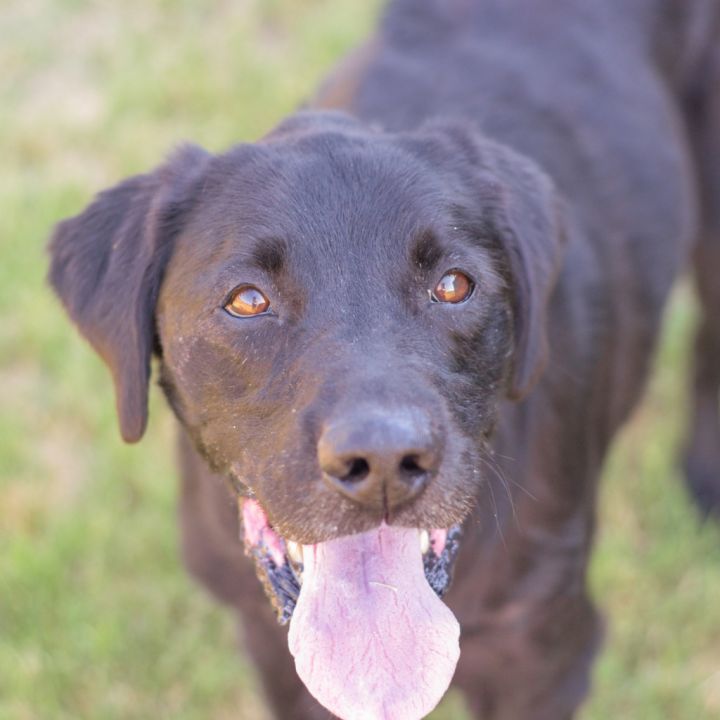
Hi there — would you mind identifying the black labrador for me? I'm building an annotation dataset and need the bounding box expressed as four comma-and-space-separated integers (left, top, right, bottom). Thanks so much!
48, 1, 720, 718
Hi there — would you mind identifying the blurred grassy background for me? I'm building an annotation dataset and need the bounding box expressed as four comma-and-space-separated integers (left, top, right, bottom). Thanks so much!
1, 1, 719, 718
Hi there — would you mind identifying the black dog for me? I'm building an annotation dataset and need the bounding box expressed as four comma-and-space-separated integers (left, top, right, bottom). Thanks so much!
49, 1, 720, 718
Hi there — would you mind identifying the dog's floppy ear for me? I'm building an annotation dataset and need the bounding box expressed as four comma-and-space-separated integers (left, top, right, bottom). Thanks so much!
403, 123, 566, 399
48, 145, 210, 442
482, 142, 566, 400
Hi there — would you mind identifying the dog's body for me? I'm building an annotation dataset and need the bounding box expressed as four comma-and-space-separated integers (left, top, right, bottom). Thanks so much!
49, 1, 720, 718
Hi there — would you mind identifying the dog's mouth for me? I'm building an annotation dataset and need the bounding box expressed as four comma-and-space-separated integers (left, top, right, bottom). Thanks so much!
240, 497, 463, 720
240, 498, 462, 624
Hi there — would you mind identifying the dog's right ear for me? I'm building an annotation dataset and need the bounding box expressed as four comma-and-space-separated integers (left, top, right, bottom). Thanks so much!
48, 144, 210, 443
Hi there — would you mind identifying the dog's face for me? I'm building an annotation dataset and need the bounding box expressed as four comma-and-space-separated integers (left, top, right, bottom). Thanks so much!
49, 106, 564, 592
156, 116, 514, 546
48, 111, 564, 717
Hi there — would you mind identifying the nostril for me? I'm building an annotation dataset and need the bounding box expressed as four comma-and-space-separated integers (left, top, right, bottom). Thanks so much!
339, 457, 370, 483
399, 454, 427, 479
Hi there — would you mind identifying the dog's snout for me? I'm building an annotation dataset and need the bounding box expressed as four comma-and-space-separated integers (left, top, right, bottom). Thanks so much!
318, 407, 441, 512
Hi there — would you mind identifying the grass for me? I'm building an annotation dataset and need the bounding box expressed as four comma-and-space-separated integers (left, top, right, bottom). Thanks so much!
1, 1, 719, 718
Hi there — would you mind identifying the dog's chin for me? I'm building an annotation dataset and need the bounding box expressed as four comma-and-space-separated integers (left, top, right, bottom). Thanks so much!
239, 496, 463, 720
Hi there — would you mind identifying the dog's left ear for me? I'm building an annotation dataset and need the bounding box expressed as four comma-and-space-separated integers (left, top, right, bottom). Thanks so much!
402, 124, 567, 400
48, 145, 210, 442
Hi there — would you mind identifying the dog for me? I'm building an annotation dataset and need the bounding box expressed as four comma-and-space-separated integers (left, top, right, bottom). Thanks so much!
48, 0, 720, 718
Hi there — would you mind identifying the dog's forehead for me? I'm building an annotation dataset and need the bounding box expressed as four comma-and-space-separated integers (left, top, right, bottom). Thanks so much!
214, 134, 442, 238
183, 133, 454, 274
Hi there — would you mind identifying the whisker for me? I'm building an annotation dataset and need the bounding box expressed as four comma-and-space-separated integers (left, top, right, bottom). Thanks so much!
481, 454, 517, 529
481, 449, 539, 503
484, 471, 507, 549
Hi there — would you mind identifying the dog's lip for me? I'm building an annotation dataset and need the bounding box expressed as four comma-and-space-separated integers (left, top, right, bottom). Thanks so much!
239, 497, 463, 624
287, 527, 445, 564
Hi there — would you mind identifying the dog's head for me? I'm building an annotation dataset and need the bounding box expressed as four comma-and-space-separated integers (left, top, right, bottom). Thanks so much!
49, 111, 564, 719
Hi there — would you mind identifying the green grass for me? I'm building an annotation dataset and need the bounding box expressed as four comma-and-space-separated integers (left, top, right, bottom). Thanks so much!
1, 1, 719, 718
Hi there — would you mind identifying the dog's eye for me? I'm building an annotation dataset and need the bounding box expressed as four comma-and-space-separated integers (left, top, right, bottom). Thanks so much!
431, 270, 474, 304
225, 285, 271, 317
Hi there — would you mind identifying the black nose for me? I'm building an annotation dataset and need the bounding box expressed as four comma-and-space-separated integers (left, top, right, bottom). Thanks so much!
318, 407, 442, 512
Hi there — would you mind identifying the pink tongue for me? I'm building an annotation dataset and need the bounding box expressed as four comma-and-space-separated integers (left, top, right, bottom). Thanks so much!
288, 525, 460, 720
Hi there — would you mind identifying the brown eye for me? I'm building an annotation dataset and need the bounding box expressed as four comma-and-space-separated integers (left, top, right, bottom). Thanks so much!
431, 270, 474, 304
225, 285, 271, 317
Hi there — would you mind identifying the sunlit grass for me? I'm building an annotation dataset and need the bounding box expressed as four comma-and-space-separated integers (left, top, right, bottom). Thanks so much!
1, 1, 718, 718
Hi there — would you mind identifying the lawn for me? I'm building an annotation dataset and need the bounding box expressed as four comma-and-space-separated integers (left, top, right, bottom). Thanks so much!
1, 1, 719, 718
